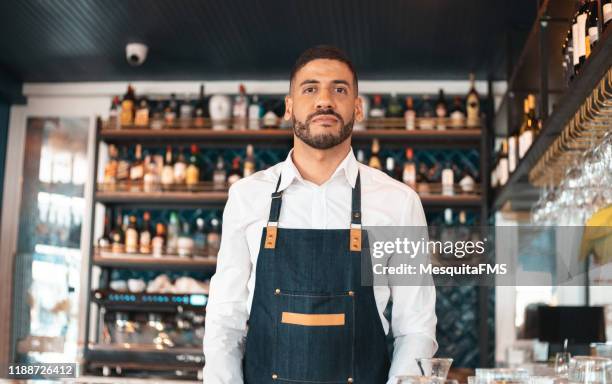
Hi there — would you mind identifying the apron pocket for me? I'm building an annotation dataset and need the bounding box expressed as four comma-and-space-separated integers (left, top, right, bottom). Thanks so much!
274, 291, 354, 383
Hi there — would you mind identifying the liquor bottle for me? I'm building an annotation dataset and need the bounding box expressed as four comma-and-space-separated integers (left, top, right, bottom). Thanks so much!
419, 95, 435, 130
417, 163, 430, 194
450, 96, 466, 128
228, 157, 243, 185
134, 98, 150, 127
98, 212, 112, 251
186, 144, 200, 189
194, 85, 207, 128
262, 108, 279, 128
243, 144, 256, 177
109, 96, 120, 129
165, 93, 178, 127
116, 146, 130, 187
577, 1, 589, 66
129, 144, 144, 191
498, 139, 509, 186
119, 85, 136, 127
518, 95, 537, 159
193, 217, 207, 257
167, 212, 180, 255
110, 212, 125, 254
368, 139, 382, 170
458, 169, 475, 193
207, 217, 221, 251
586, 0, 599, 51
173, 147, 187, 185
213, 156, 227, 190
404, 97, 416, 130
369, 95, 385, 119
441, 161, 454, 196
139, 211, 152, 254
605, 0, 612, 29
387, 93, 403, 118
384, 157, 398, 179
152, 222, 166, 258
177, 222, 194, 258
233, 84, 248, 130
103, 144, 119, 188
125, 215, 139, 254
356, 149, 365, 163
150, 97, 165, 130
466, 73, 480, 127
248, 95, 262, 130
161, 146, 175, 189
508, 134, 518, 173
143, 154, 160, 193
402, 148, 417, 189
440, 209, 455, 257
435, 89, 448, 130
179, 94, 193, 129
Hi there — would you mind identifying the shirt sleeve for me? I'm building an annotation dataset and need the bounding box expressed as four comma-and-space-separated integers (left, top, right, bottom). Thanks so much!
387, 192, 438, 382
203, 185, 252, 384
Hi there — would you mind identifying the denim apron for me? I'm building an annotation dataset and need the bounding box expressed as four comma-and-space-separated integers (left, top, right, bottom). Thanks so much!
244, 172, 391, 383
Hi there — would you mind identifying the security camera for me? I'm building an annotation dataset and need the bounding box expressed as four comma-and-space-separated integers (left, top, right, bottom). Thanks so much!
126, 43, 148, 66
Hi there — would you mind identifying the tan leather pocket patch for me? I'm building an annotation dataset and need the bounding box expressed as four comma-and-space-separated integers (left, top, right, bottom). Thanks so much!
281, 312, 345, 326
264, 225, 277, 249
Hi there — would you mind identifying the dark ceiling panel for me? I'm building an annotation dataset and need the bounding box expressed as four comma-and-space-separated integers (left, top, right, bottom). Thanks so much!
0, 0, 537, 82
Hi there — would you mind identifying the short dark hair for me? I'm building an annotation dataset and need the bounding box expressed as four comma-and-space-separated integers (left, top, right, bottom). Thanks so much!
290, 45, 358, 92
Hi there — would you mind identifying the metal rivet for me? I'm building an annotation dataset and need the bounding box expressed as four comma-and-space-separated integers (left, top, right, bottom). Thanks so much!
348, 378, 353, 383
272, 373, 278, 379
274, 288, 281, 295
348, 291, 354, 296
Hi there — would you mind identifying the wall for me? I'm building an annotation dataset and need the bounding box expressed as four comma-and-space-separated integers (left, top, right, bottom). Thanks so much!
0, 100, 8, 224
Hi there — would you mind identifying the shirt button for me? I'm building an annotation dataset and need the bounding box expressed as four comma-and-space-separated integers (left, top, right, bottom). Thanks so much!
274, 288, 281, 295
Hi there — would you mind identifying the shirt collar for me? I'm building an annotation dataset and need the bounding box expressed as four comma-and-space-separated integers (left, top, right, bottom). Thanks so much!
277, 148, 359, 192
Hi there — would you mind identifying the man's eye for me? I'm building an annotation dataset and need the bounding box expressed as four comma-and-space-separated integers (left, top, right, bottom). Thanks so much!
335, 87, 347, 94
303, 87, 316, 94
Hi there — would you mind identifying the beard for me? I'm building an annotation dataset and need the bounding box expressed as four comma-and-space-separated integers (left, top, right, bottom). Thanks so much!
293, 108, 354, 150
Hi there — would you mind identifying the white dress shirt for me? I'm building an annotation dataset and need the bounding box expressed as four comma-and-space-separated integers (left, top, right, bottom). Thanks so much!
203, 148, 438, 383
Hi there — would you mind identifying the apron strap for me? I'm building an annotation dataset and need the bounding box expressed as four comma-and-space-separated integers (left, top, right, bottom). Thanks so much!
350, 171, 362, 252
264, 175, 283, 249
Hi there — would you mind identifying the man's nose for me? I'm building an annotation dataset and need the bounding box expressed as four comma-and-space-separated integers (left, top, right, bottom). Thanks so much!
315, 88, 334, 110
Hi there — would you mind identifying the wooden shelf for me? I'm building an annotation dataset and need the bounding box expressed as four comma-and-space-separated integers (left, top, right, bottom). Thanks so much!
86, 344, 204, 367
99, 127, 482, 148
94, 251, 217, 270
493, 26, 612, 211
96, 189, 481, 208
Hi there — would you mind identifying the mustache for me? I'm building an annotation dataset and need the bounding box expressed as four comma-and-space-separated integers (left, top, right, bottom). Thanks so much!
306, 109, 344, 125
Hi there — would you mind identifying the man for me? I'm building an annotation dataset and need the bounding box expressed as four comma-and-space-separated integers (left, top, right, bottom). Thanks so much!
203, 45, 437, 384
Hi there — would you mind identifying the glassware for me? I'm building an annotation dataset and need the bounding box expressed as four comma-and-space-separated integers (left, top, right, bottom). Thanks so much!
568, 356, 612, 384
415, 358, 454, 379
475, 368, 530, 384
396, 376, 444, 384
556, 352, 573, 378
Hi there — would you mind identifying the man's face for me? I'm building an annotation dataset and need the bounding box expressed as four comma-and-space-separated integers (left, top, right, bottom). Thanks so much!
284, 59, 363, 150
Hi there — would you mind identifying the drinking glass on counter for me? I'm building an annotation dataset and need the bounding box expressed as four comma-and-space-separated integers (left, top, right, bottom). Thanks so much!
568, 356, 612, 384
416, 358, 454, 378
395, 376, 449, 384
475, 368, 530, 384
556, 352, 572, 378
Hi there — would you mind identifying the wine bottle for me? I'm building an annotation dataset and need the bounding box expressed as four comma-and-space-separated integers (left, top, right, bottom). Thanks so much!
98, 212, 112, 251
404, 96, 416, 130
116, 146, 130, 187
110, 211, 125, 254
129, 144, 144, 191
177, 222, 194, 258
441, 161, 454, 196
449, 96, 466, 129
435, 89, 448, 130
139, 211, 152, 254
194, 85, 207, 128
125, 215, 140, 254
248, 95, 262, 130
103, 144, 119, 188
243, 144, 256, 177
167, 212, 180, 255
134, 98, 150, 127
150, 97, 165, 130
186, 144, 200, 189
152, 222, 166, 258
179, 94, 193, 129
109, 96, 120, 130
119, 85, 136, 127
213, 156, 227, 190
368, 139, 382, 170
165, 93, 178, 128
466, 73, 480, 127
387, 93, 403, 118
402, 148, 417, 189
194, 218, 207, 257
207, 217, 221, 251
369, 95, 385, 118
228, 157, 243, 185
161, 145, 175, 189
173, 147, 187, 185
586, 0, 599, 52
419, 95, 435, 130
233, 84, 248, 130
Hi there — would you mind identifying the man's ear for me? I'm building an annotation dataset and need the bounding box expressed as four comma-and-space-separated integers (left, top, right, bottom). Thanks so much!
355, 95, 364, 123
283, 95, 293, 121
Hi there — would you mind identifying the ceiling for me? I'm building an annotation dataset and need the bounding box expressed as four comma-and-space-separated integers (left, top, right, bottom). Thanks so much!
0, 0, 536, 94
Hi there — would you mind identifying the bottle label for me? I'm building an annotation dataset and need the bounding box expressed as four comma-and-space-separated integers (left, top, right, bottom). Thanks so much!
577, 14, 588, 58
140, 232, 151, 254
466, 95, 480, 126
130, 165, 144, 180
152, 237, 164, 257
125, 229, 138, 253
244, 163, 255, 177
161, 166, 174, 185
450, 111, 465, 127
174, 163, 186, 183
604, 3, 612, 24
186, 165, 200, 186
588, 26, 599, 45
405, 111, 416, 130
402, 165, 416, 186
135, 109, 149, 126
